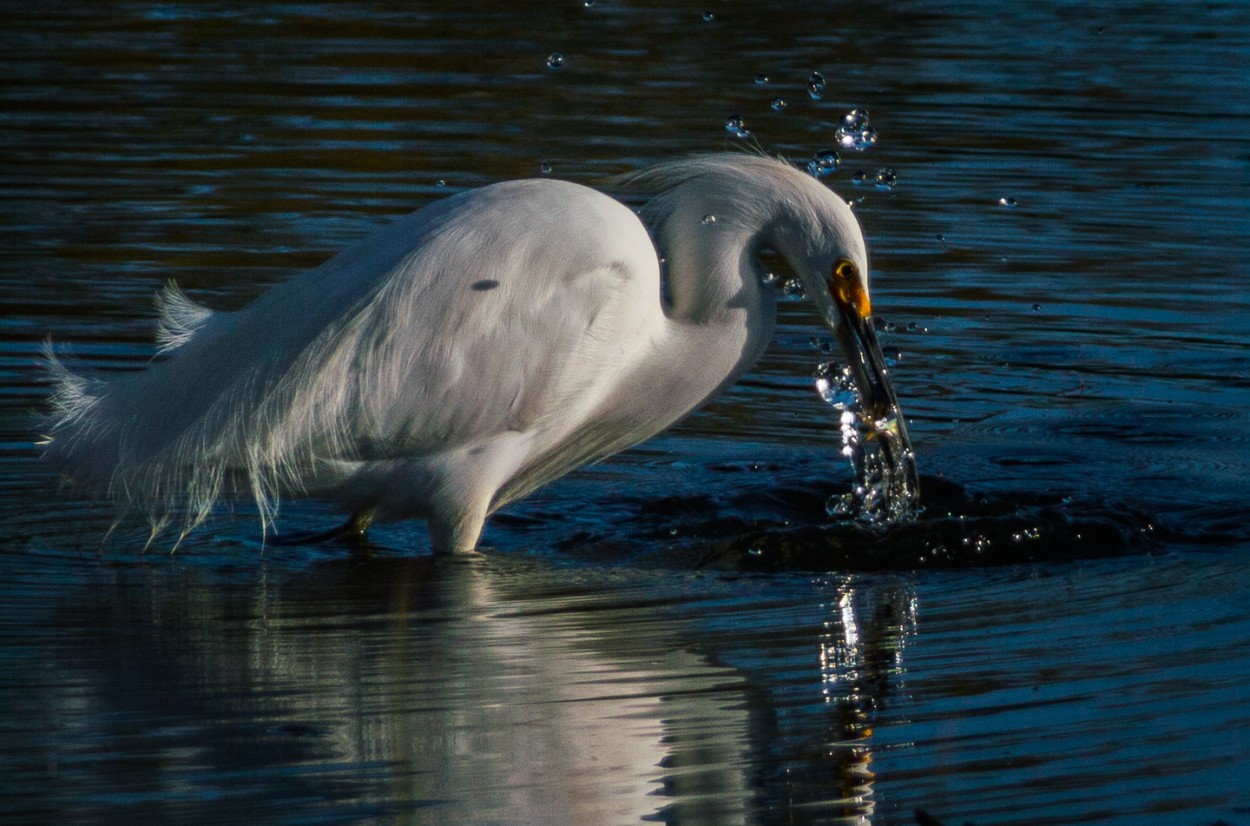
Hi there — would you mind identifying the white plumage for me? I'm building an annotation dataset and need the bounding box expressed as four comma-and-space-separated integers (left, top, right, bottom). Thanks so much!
42, 153, 906, 553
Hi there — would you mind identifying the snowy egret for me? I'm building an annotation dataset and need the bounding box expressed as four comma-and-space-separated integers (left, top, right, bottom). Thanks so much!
42, 153, 912, 553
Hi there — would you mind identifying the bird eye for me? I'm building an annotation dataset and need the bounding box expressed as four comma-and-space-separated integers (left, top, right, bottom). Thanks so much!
833, 259, 857, 281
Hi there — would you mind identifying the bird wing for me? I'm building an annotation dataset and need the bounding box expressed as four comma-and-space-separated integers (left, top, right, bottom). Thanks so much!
253, 178, 665, 470
44, 178, 661, 528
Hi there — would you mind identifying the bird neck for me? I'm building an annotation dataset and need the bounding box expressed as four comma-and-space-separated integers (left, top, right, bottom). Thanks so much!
659, 214, 775, 328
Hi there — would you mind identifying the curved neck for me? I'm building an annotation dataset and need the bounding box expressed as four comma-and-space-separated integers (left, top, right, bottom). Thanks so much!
654, 197, 778, 329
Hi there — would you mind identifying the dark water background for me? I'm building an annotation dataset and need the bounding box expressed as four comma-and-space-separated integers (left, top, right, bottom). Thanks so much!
2, 1, 1249, 823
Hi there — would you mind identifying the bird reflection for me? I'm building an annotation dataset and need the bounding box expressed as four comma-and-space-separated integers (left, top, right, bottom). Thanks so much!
781, 577, 917, 824
25, 557, 917, 825
33, 557, 755, 824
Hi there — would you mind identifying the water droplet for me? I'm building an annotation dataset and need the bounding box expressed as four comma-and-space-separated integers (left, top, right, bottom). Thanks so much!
874, 167, 897, 190
760, 270, 778, 285
1031, 303, 1042, 312
770, 97, 787, 112
850, 169, 869, 186
807, 70, 826, 100
998, 196, 1018, 208
806, 149, 840, 178
435, 179, 446, 188
540, 161, 552, 175
583, 0, 595, 6
702, 213, 717, 225
842, 107, 869, 130
781, 278, 806, 300
546, 52, 564, 70
755, 72, 769, 85
724, 114, 750, 139
835, 108, 877, 151
702, 11, 714, 22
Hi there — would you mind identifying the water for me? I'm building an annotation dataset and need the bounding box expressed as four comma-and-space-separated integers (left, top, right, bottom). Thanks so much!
814, 362, 919, 529
3, 1, 1250, 824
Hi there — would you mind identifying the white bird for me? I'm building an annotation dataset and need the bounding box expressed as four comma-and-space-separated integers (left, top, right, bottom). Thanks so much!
42, 153, 912, 554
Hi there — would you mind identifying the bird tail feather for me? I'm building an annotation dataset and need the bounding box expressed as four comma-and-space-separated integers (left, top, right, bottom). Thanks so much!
39, 282, 267, 548
154, 281, 215, 353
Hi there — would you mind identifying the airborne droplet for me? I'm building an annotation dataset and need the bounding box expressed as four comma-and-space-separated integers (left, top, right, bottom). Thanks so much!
834, 108, 878, 151
807, 70, 826, 100
806, 150, 840, 178
724, 114, 750, 139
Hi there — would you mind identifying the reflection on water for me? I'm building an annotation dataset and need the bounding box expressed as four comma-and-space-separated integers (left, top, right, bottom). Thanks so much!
3, 0, 1250, 823
1, 555, 926, 824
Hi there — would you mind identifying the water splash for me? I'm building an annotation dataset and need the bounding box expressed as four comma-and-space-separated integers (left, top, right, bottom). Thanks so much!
814, 362, 920, 528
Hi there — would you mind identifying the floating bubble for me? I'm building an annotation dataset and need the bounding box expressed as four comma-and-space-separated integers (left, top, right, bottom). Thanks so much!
546, 52, 564, 70
807, 70, 826, 100
770, 97, 787, 112
998, 196, 1018, 208
806, 149, 840, 178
